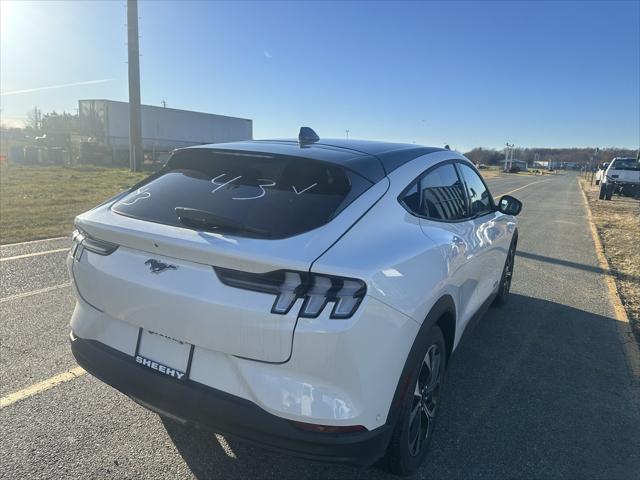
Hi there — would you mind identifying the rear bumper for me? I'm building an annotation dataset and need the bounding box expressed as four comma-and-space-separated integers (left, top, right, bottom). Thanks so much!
70, 333, 392, 466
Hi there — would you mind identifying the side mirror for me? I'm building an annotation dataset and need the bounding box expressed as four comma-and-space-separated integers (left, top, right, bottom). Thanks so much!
497, 195, 522, 216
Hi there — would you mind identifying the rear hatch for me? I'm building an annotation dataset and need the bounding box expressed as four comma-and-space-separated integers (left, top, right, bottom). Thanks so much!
71, 146, 387, 362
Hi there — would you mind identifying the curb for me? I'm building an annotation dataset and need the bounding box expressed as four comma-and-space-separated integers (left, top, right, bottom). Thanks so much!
578, 179, 640, 391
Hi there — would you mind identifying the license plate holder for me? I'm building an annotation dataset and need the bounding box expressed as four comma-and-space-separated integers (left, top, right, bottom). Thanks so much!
135, 329, 192, 381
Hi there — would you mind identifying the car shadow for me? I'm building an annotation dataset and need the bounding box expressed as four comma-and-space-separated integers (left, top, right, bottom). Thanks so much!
162, 293, 640, 479
516, 250, 640, 284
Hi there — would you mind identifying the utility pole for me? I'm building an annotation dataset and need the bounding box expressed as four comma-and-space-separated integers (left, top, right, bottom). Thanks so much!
504, 142, 514, 171
127, 0, 143, 172
161, 99, 167, 108
345, 129, 350, 140
590, 147, 600, 184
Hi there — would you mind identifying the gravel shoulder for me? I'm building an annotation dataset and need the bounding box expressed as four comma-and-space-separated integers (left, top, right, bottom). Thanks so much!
579, 178, 640, 347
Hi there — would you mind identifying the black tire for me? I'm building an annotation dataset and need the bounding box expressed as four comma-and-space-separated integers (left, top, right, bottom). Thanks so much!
599, 183, 607, 200
493, 235, 517, 307
382, 325, 446, 476
605, 183, 613, 200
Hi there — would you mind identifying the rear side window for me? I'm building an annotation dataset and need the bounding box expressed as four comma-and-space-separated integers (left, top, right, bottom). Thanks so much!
457, 163, 494, 217
112, 149, 372, 239
401, 163, 467, 221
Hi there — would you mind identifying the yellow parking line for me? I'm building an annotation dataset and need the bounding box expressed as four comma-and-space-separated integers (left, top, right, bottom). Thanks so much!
0, 247, 69, 262
215, 434, 237, 458
0, 367, 86, 409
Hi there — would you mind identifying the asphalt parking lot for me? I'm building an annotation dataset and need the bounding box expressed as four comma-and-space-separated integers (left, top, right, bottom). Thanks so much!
1, 173, 639, 479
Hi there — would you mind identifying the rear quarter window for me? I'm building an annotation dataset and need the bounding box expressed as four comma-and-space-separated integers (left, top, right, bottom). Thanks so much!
399, 162, 468, 221
112, 149, 372, 239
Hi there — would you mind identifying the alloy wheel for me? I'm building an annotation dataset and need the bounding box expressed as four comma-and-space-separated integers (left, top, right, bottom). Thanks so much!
503, 247, 515, 297
407, 344, 442, 456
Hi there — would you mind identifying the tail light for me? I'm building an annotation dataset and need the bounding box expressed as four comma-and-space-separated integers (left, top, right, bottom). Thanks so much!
215, 267, 366, 319
72, 229, 118, 258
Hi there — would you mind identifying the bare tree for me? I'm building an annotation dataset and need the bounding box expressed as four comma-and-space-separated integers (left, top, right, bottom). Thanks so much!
25, 106, 41, 131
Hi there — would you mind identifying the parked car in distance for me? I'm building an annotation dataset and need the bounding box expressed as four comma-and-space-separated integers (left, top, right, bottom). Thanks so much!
599, 157, 640, 200
67, 128, 522, 476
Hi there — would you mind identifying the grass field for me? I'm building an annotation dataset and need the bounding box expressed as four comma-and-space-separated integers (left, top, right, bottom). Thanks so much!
477, 166, 502, 180
580, 178, 640, 346
0, 165, 149, 244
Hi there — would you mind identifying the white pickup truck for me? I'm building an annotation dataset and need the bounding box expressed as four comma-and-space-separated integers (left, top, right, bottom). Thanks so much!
599, 157, 640, 200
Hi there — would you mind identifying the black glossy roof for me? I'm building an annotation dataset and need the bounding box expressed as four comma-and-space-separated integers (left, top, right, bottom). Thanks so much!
185, 139, 445, 183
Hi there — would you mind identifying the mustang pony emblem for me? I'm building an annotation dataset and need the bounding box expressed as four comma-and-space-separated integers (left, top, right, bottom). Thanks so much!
144, 259, 178, 274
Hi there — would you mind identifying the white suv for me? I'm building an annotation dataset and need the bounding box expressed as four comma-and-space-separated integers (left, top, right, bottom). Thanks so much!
68, 129, 522, 475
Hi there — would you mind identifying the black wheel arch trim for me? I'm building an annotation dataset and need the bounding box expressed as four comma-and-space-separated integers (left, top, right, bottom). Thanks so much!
386, 295, 456, 427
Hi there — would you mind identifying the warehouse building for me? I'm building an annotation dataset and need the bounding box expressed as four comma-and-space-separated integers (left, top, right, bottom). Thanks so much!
78, 99, 252, 165
503, 158, 528, 172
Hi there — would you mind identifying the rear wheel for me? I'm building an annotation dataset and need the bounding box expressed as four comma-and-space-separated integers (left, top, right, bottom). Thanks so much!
382, 325, 446, 476
493, 237, 516, 307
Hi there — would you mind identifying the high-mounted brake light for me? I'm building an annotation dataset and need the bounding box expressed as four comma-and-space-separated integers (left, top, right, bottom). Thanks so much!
215, 267, 366, 319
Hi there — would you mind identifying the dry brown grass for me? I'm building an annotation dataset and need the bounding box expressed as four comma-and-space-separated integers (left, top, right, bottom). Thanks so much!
580, 179, 640, 345
0, 165, 148, 244
477, 166, 504, 180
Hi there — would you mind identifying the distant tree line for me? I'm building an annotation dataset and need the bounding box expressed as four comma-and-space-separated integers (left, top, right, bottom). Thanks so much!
464, 147, 637, 166
5, 105, 638, 166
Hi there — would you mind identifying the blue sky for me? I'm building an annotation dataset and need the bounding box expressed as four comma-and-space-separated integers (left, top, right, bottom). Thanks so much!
1, 0, 638, 151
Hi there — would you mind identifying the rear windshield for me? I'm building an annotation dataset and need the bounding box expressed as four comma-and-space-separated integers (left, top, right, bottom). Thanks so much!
610, 158, 640, 171
112, 149, 372, 239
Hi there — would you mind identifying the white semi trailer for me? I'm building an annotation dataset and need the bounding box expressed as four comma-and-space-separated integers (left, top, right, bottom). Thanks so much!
78, 99, 252, 164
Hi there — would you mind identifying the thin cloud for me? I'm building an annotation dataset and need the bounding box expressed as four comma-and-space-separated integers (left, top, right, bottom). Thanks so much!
0, 79, 114, 96
263, 50, 272, 59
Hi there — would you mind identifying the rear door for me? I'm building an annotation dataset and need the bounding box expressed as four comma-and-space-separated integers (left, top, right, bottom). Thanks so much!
409, 162, 477, 325
71, 147, 386, 363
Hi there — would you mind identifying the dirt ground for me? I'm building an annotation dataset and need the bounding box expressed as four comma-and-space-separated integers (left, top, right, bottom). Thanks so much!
580, 178, 640, 345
